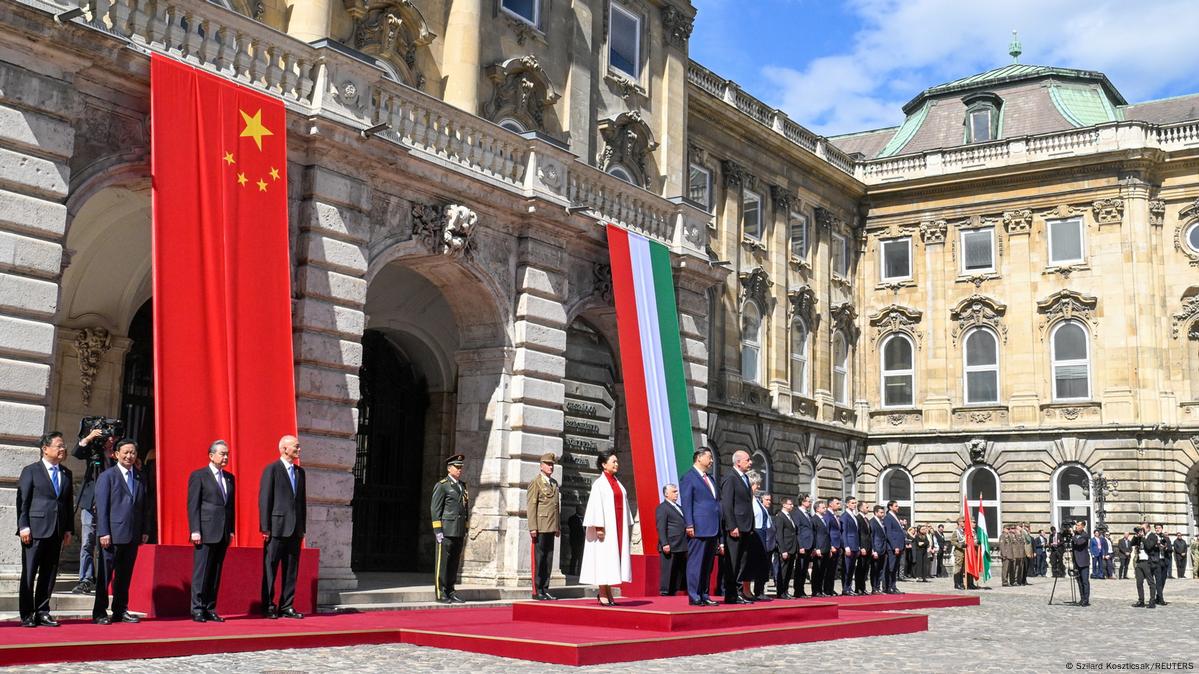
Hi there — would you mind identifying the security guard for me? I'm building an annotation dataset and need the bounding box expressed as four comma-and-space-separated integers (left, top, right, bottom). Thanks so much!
431, 454, 469, 604
526, 452, 561, 600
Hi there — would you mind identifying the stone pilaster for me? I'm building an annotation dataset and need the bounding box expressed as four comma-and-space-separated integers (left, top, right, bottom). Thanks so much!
675, 252, 727, 451
1003, 210, 1039, 424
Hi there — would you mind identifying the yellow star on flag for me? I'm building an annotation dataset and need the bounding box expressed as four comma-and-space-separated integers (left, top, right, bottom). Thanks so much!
239, 108, 273, 151
223, 152, 235, 165
257, 178, 268, 192
269, 166, 280, 181
236, 172, 248, 186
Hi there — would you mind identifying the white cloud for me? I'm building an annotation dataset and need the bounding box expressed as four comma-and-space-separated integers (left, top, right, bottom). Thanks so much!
758, 0, 1199, 135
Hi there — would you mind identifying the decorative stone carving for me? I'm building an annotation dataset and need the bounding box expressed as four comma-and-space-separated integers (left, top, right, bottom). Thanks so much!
787, 286, 818, 326
593, 263, 613, 304
868, 304, 923, 343
770, 184, 797, 212
1036, 289, 1098, 333
344, 1, 435, 88
1180, 198, 1199, 222
503, 13, 542, 45
830, 302, 859, 342
967, 438, 987, 464
739, 267, 772, 310
598, 111, 659, 189
814, 206, 845, 231
411, 202, 444, 251
73, 327, 112, 407
949, 294, 1008, 344
721, 159, 745, 188
484, 56, 560, 131
688, 143, 708, 167
442, 204, 477, 257
1038, 203, 1088, 222
1002, 209, 1032, 235
1174, 200, 1199, 266
660, 4, 695, 48
71, 107, 148, 178
1171, 287, 1199, 339
919, 220, 946, 244
1149, 199, 1166, 227
1092, 198, 1124, 225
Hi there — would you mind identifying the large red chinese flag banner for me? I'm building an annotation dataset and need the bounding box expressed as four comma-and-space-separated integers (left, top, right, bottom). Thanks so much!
150, 54, 297, 547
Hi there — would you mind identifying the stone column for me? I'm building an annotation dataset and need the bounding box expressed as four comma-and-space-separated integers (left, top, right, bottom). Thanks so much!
0, 63, 74, 588
285, 0, 334, 43
675, 253, 726, 451
292, 165, 371, 601
441, 0, 485, 115
1116, 177, 1158, 423
655, 5, 694, 200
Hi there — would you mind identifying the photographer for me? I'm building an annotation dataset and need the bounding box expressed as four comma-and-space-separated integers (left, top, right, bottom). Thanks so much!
1069, 520, 1091, 606
71, 421, 119, 595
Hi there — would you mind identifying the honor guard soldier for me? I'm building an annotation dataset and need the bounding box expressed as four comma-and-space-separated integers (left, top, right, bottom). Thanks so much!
431, 454, 469, 604
526, 452, 561, 600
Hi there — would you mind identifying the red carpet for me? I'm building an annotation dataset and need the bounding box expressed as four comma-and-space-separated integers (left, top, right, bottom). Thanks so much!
0, 593, 978, 667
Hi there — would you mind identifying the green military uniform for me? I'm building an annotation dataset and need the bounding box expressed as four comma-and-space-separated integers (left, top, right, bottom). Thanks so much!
951, 527, 976, 589
526, 453, 561, 599
1190, 538, 1199, 579
431, 454, 469, 603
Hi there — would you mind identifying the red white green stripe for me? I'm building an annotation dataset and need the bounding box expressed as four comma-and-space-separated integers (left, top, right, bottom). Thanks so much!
607, 224, 694, 551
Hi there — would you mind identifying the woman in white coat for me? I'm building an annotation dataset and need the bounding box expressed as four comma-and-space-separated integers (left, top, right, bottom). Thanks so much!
579, 450, 632, 606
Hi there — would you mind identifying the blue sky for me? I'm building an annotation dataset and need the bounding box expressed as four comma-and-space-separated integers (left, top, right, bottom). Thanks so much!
690, 0, 1199, 136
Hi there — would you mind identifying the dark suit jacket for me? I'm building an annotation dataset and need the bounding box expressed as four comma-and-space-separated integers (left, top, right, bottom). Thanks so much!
1071, 532, 1091, 568
824, 510, 843, 549
775, 511, 797, 555
812, 511, 830, 552
856, 513, 872, 552
719, 470, 754, 534
1174, 538, 1188, 557
794, 508, 815, 550
1117, 538, 1131, 556
94, 465, 150, 545
656, 500, 687, 552
870, 517, 887, 552
187, 466, 235, 544
259, 460, 306, 538
16, 461, 74, 539
840, 510, 860, 550
884, 512, 906, 550
678, 468, 721, 538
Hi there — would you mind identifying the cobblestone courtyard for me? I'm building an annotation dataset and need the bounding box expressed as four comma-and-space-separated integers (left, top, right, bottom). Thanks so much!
6, 574, 1197, 673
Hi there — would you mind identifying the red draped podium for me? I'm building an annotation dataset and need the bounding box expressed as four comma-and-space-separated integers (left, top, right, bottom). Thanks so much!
150, 54, 297, 549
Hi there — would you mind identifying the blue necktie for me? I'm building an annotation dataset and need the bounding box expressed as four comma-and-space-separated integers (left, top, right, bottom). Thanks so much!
287, 464, 296, 493
125, 469, 134, 495
50, 466, 59, 496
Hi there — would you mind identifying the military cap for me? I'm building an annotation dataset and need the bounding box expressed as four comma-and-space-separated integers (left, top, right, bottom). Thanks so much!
539, 452, 557, 464
446, 453, 465, 467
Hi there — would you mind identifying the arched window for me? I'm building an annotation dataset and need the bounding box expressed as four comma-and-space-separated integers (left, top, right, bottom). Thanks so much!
963, 328, 999, 404
1051, 321, 1090, 401
741, 303, 762, 385
1052, 464, 1092, 531
842, 464, 856, 499
881, 333, 915, 407
497, 118, 527, 133
832, 331, 849, 405
963, 465, 1001, 539
790, 318, 809, 396
752, 450, 771, 492
796, 456, 817, 500
879, 466, 914, 523
608, 165, 635, 183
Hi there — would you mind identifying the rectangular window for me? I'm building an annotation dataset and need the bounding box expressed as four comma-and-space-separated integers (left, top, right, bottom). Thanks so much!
790, 212, 808, 259
609, 4, 641, 78
832, 232, 849, 276
961, 228, 994, 272
883, 374, 913, 407
1048, 218, 1084, 265
966, 370, 999, 403
1054, 364, 1089, 400
742, 190, 762, 240
688, 164, 711, 211
880, 238, 912, 281
969, 109, 992, 143
500, 0, 539, 25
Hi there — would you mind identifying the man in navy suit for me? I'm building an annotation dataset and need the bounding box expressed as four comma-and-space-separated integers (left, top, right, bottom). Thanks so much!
260, 435, 307, 619
809, 500, 831, 596
854, 500, 872, 593
720, 450, 756, 604
187, 440, 236, 622
678, 448, 722, 606
16, 432, 74, 627
774, 497, 798, 599
92, 439, 151, 624
869, 504, 888, 593
655, 484, 687, 596
883, 500, 906, 594
822, 497, 843, 596
792, 495, 815, 598
840, 496, 861, 595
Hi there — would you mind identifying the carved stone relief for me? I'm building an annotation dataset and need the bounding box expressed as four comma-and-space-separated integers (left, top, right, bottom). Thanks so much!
721, 159, 745, 188
1092, 198, 1124, 225
739, 267, 772, 310
919, 220, 946, 244
770, 184, 797, 213
442, 204, 477, 257
74, 327, 112, 407
830, 302, 859, 343
593, 263, 613, 304
1036, 289, 1098, 334
1174, 199, 1199, 266
949, 294, 1007, 344
597, 111, 658, 189
1171, 287, 1199, 340
660, 4, 695, 48
787, 285, 818, 327
868, 304, 924, 345
1149, 199, 1166, 227
344, 1, 435, 88
484, 56, 560, 132
411, 202, 444, 251
1002, 209, 1032, 235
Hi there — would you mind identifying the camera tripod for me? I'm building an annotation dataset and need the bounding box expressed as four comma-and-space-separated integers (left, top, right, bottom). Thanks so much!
1048, 563, 1078, 606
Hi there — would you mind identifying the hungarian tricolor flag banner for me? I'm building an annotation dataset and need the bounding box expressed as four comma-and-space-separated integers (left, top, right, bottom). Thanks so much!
151, 54, 297, 547
976, 498, 992, 581
963, 495, 982, 580
607, 224, 695, 552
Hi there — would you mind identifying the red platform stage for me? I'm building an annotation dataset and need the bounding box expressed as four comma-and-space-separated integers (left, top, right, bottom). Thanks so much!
0, 593, 978, 667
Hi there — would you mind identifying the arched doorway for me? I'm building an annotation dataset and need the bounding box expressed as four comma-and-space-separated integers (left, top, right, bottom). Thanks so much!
351, 330, 429, 572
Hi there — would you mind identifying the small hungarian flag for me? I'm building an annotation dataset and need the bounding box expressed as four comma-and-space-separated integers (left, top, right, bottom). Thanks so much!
976, 497, 992, 581
151, 54, 297, 547
963, 495, 982, 580
606, 224, 695, 553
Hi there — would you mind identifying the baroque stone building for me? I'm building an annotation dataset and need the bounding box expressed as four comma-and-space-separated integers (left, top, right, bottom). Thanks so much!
0, 0, 1196, 597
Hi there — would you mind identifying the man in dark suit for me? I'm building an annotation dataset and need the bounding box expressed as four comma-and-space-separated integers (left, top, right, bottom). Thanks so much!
839, 496, 861, 595
16, 432, 74, 627
720, 450, 755, 604
854, 501, 872, 593
869, 505, 887, 594
187, 440, 235, 622
883, 500, 906, 594
679, 448, 722, 606
1116, 532, 1132, 580
1071, 520, 1091, 606
809, 500, 831, 597
656, 484, 688, 596
822, 497, 843, 596
792, 495, 815, 598
1173, 532, 1188, 580
1152, 523, 1169, 605
774, 497, 798, 599
93, 439, 150, 624
259, 435, 306, 619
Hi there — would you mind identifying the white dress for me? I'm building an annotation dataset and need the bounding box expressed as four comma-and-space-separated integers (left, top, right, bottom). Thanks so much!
579, 474, 633, 586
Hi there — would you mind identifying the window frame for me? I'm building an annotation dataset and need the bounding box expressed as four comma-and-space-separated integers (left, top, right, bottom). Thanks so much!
608, 3, 642, 79
832, 232, 849, 276
832, 330, 849, 405
500, 0, 540, 27
880, 333, 916, 408
878, 466, 915, 524
880, 237, 912, 282
790, 317, 809, 396
742, 189, 763, 241
740, 302, 763, 385
842, 464, 856, 499
962, 327, 1000, 405
607, 165, 635, 184
1185, 221, 1199, 253
688, 163, 712, 212
960, 226, 995, 274
752, 450, 771, 493
967, 108, 993, 143
497, 117, 527, 133
1050, 321, 1091, 401
1047, 217, 1086, 266
1051, 463, 1093, 532
790, 211, 809, 260
962, 465, 1002, 541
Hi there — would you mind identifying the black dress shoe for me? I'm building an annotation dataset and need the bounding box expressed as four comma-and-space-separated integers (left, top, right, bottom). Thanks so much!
279, 608, 304, 619
448, 593, 466, 604
206, 612, 225, 623
753, 595, 772, 602
93, 616, 112, 625
264, 609, 279, 619
545, 591, 558, 600
1157, 600, 1169, 606
21, 618, 36, 628
436, 597, 453, 604
117, 612, 140, 623
726, 596, 750, 605
36, 614, 59, 627
688, 599, 705, 606
192, 613, 208, 623
702, 599, 719, 606
1131, 601, 1145, 607
775, 593, 792, 600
